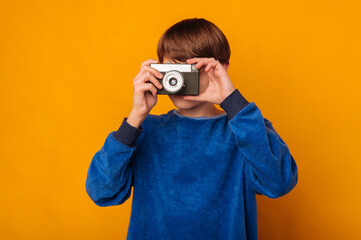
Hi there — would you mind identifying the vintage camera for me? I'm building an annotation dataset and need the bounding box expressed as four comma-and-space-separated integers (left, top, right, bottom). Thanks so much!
149, 63, 199, 95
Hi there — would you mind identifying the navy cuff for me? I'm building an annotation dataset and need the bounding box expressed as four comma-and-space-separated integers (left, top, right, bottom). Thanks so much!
220, 89, 250, 120
112, 117, 143, 148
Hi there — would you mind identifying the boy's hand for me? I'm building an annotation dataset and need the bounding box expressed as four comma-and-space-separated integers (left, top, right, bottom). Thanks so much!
127, 59, 163, 128
183, 57, 235, 105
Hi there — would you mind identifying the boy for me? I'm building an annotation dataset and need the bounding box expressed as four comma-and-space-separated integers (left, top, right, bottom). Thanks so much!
85, 18, 298, 240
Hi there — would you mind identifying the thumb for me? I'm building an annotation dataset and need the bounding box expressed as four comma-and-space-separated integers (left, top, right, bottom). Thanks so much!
182, 95, 202, 101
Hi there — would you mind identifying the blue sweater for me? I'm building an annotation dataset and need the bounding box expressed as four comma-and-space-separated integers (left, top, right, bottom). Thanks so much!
85, 89, 298, 240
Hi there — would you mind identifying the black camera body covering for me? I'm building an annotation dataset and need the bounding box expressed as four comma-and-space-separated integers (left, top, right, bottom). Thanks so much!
150, 63, 199, 95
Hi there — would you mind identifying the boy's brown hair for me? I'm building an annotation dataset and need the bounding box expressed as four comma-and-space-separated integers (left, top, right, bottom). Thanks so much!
157, 18, 231, 65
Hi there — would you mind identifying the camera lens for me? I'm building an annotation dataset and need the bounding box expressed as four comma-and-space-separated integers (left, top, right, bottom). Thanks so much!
169, 78, 177, 86
162, 70, 185, 93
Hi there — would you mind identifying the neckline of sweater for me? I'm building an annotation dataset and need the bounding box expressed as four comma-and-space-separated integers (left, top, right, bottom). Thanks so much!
172, 109, 227, 120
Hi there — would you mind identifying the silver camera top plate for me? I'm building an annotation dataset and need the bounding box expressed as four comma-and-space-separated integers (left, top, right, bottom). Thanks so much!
150, 63, 197, 72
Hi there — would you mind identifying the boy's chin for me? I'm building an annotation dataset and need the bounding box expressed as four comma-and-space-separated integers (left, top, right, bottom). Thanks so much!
168, 95, 201, 110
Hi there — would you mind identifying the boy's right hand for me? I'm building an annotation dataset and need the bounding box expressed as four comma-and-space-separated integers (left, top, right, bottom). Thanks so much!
127, 59, 163, 129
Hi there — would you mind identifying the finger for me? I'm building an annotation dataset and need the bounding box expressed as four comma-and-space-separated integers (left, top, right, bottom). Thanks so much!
138, 82, 156, 94
145, 65, 164, 79
204, 61, 219, 72
186, 58, 201, 64
140, 58, 159, 69
186, 57, 211, 64
143, 72, 163, 90
142, 66, 163, 89
194, 58, 216, 69
182, 95, 204, 102
135, 69, 162, 89
148, 84, 158, 97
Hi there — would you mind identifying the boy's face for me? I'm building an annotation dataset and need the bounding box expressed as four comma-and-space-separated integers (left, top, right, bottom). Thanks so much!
162, 57, 213, 110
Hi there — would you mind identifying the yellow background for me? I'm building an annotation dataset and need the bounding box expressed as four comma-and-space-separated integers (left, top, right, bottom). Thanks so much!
1, 0, 360, 239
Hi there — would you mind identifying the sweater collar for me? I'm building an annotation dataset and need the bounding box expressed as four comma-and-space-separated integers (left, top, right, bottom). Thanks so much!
171, 109, 227, 120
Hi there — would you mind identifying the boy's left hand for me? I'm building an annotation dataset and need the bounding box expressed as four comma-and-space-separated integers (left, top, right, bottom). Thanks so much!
183, 57, 236, 105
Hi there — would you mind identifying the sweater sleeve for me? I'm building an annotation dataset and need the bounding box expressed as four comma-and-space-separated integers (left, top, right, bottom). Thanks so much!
112, 117, 143, 148
220, 89, 298, 198
85, 118, 144, 207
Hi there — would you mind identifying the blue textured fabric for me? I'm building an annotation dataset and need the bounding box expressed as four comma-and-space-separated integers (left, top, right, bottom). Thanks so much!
86, 98, 298, 240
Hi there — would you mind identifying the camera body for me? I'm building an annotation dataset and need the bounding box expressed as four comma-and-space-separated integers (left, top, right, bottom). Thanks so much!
150, 63, 199, 95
